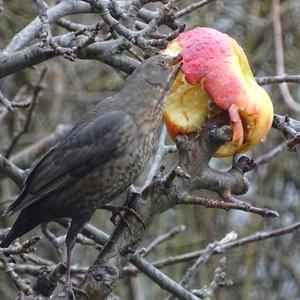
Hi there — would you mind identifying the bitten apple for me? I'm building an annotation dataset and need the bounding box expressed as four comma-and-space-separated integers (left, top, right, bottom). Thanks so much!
162, 27, 274, 157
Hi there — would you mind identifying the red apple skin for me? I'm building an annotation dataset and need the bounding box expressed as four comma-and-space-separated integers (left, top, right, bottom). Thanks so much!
163, 27, 274, 157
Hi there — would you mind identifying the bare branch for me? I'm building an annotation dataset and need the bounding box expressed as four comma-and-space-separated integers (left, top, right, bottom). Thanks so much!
0, 236, 41, 256
181, 195, 279, 218
256, 74, 300, 85
175, 0, 217, 18
272, 0, 300, 112
2, 1, 95, 54
41, 224, 62, 256
178, 232, 237, 290
244, 141, 287, 172
4, 68, 47, 158
0, 256, 32, 296
34, 0, 53, 48
150, 221, 300, 270
139, 225, 186, 257
0, 154, 27, 188
272, 114, 300, 151
0, 36, 138, 78
0, 90, 13, 111
71, 224, 198, 300
130, 254, 199, 300
191, 257, 233, 298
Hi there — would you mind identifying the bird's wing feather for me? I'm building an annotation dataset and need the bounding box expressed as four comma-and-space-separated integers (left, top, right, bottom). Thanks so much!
4, 110, 136, 215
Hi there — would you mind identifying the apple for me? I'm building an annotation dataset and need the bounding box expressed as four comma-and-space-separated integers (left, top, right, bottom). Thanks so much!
162, 27, 274, 157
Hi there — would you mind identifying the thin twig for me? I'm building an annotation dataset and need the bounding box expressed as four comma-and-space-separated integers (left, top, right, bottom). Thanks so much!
175, 0, 217, 18
34, 0, 53, 48
0, 90, 14, 111
41, 224, 62, 256
147, 221, 300, 270
272, 114, 300, 151
0, 256, 33, 295
256, 74, 300, 85
5, 68, 47, 158
139, 225, 186, 257
182, 195, 279, 218
192, 257, 233, 298
244, 141, 287, 172
178, 232, 237, 290
0, 236, 40, 255
272, 0, 300, 112
130, 254, 199, 300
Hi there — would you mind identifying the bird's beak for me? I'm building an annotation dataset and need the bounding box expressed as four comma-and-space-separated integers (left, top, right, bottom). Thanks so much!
167, 54, 183, 80
169, 54, 183, 67
161, 53, 183, 68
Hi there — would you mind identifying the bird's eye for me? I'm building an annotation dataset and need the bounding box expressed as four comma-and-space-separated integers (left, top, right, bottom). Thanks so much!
157, 58, 166, 65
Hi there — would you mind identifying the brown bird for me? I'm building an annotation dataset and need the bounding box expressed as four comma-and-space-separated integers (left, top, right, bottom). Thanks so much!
0, 54, 181, 294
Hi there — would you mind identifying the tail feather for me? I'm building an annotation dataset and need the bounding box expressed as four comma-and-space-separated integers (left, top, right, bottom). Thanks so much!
0, 198, 14, 217
0, 207, 41, 248
1, 192, 28, 217
0, 230, 16, 248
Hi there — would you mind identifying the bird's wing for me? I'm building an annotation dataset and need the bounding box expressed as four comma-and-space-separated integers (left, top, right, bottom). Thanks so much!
4, 110, 137, 215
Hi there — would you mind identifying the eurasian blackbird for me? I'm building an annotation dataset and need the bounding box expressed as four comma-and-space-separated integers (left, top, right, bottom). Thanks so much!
0, 54, 181, 293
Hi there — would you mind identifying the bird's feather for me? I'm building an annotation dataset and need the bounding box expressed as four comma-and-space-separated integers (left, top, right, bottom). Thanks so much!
3, 110, 136, 215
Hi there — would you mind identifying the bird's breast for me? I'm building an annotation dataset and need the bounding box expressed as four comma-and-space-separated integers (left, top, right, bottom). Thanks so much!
58, 103, 163, 210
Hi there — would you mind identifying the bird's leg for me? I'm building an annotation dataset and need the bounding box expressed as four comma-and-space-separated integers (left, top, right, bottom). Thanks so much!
101, 185, 145, 231
63, 218, 88, 300
63, 226, 76, 300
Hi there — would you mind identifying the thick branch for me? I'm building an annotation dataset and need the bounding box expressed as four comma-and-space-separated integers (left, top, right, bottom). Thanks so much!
76, 114, 276, 298
0, 35, 138, 78
2, 0, 95, 54
0, 154, 26, 188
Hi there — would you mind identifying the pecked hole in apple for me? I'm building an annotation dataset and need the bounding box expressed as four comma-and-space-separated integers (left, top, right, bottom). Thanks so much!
162, 27, 273, 157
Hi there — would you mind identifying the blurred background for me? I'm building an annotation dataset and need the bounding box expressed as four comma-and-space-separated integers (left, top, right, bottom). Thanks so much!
1, 0, 300, 299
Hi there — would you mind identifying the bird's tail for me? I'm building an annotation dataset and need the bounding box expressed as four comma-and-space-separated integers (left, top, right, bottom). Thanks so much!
0, 198, 14, 217
1, 192, 27, 217
0, 208, 41, 248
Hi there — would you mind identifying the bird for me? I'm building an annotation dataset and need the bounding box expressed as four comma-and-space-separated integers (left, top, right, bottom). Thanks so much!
0, 54, 181, 295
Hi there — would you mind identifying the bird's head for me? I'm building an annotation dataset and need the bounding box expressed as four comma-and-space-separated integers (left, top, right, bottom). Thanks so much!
133, 54, 182, 92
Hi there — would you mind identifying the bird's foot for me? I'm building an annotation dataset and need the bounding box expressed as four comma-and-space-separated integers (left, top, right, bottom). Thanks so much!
102, 205, 146, 231
127, 185, 142, 200
124, 206, 146, 230
59, 280, 75, 300
102, 205, 131, 228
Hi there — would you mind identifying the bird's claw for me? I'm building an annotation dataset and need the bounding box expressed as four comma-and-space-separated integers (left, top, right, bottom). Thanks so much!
127, 185, 142, 200
102, 205, 128, 226
58, 280, 75, 300
125, 207, 146, 230
102, 204, 146, 232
